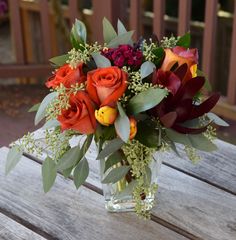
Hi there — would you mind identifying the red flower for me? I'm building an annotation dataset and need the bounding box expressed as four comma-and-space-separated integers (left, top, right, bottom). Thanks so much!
58, 91, 96, 134
86, 66, 128, 107
46, 64, 86, 89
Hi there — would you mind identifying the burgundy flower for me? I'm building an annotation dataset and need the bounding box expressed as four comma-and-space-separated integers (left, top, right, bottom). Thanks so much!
151, 65, 220, 134
102, 44, 143, 68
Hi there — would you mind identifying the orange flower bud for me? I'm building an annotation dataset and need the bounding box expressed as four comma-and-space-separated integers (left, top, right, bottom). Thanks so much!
129, 117, 137, 140
95, 106, 118, 126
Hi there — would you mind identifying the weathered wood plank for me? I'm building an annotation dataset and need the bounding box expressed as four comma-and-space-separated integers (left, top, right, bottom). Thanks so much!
162, 139, 236, 195
0, 147, 187, 240
12, 130, 236, 240
0, 212, 46, 240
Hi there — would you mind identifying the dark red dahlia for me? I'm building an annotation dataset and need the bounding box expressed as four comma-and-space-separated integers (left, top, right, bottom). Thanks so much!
102, 44, 143, 68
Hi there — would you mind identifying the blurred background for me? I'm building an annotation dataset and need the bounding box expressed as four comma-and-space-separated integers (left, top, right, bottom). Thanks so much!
0, 0, 236, 146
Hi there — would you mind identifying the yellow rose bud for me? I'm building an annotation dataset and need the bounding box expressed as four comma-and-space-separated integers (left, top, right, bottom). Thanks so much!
95, 106, 117, 126
129, 117, 137, 140
190, 64, 197, 78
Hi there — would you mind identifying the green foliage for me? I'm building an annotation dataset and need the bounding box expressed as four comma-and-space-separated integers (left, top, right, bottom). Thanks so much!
97, 138, 124, 160
127, 88, 168, 115
42, 157, 57, 193
103, 17, 117, 43
135, 121, 159, 148
176, 32, 191, 48
73, 157, 89, 189
92, 52, 111, 68
49, 54, 69, 66
207, 113, 229, 127
70, 19, 87, 49
104, 151, 123, 172
42, 119, 60, 130
117, 19, 127, 35
197, 69, 212, 91
5, 146, 23, 175
166, 129, 217, 152
102, 166, 130, 184
28, 103, 40, 113
35, 92, 58, 125
107, 31, 134, 48
140, 61, 156, 79
114, 103, 130, 142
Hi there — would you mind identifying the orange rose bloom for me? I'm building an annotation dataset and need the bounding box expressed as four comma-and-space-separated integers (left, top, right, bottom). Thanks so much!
161, 46, 198, 82
46, 63, 86, 89
58, 91, 96, 134
129, 117, 137, 140
86, 66, 128, 107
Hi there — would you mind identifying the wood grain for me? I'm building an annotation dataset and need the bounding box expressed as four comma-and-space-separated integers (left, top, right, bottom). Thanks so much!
0, 147, 186, 240
0, 212, 45, 240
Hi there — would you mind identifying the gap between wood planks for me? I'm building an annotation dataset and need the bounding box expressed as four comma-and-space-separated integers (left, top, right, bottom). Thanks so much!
23, 152, 202, 240
0, 206, 57, 240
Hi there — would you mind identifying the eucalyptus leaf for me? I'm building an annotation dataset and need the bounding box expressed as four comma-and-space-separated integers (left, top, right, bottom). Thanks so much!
97, 138, 124, 160
117, 19, 127, 35
42, 119, 60, 130
176, 32, 191, 48
62, 167, 74, 178
166, 129, 217, 152
92, 52, 111, 68
108, 31, 134, 48
115, 180, 137, 199
5, 146, 23, 175
102, 166, 130, 184
73, 157, 89, 189
127, 88, 168, 115
207, 112, 229, 127
103, 17, 117, 43
28, 103, 40, 113
49, 54, 69, 66
114, 103, 130, 142
71, 19, 87, 46
57, 145, 81, 171
104, 151, 123, 172
140, 61, 156, 79
35, 92, 58, 125
42, 157, 57, 193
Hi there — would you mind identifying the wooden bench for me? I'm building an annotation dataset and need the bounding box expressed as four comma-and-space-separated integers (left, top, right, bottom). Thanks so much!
0, 129, 236, 239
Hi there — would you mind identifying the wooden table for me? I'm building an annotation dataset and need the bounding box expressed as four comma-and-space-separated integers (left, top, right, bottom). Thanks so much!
0, 130, 236, 240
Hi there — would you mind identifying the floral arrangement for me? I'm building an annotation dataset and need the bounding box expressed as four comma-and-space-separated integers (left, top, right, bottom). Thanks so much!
6, 18, 228, 218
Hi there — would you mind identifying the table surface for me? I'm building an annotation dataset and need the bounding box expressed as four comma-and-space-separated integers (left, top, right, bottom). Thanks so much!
0, 130, 236, 240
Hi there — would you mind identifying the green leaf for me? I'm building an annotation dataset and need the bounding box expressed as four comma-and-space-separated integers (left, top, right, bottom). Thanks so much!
152, 47, 165, 66
207, 113, 229, 127
62, 167, 73, 178
197, 69, 212, 91
135, 121, 159, 148
166, 129, 217, 152
140, 61, 156, 79
42, 119, 60, 130
127, 88, 168, 115
5, 146, 23, 175
70, 19, 87, 49
57, 145, 81, 171
49, 54, 69, 66
92, 52, 111, 68
103, 17, 117, 43
35, 92, 58, 125
176, 32, 191, 48
107, 31, 134, 48
42, 157, 57, 193
102, 166, 130, 184
114, 103, 130, 142
115, 180, 137, 199
28, 103, 40, 113
97, 138, 124, 160
104, 151, 123, 172
117, 19, 127, 35
79, 134, 93, 160
73, 157, 89, 189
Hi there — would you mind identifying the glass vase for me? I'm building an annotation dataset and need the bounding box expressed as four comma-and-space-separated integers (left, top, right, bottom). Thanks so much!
100, 151, 163, 212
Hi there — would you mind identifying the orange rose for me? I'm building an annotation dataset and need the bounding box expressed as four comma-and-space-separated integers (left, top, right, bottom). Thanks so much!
46, 63, 86, 89
86, 66, 128, 107
129, 117, 137, 140
57, 91, 96, 134
161, 46, 198, 81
